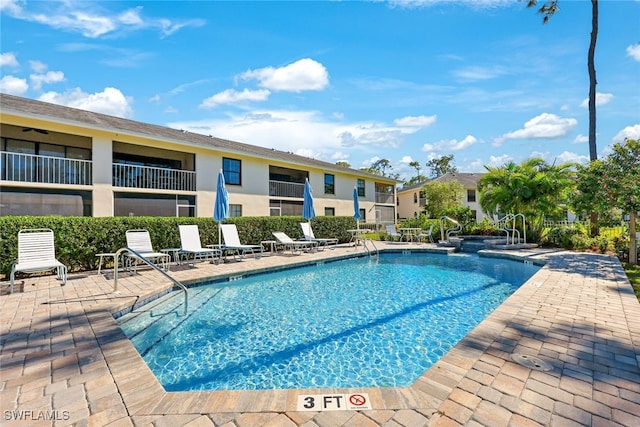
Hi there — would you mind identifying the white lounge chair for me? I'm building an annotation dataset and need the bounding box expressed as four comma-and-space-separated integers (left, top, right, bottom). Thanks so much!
300, 222, 338, 250
385, 224, 404, 242
125, 229, 171, 271
272, 231, 317, 255
220, 224, 263, 259
10, 228, 67, 294
178, 225, 220, 266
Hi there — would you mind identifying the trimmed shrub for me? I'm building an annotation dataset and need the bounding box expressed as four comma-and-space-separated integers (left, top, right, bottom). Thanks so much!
0, 215, 358, 278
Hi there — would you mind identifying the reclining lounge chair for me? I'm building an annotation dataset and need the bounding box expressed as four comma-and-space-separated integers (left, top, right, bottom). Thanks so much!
300, 222, 338, 250
220, 224, 263, 260
10, 228, 67, 294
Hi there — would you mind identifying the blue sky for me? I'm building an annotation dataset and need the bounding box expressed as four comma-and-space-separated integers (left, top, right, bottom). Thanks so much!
1, 0, 639, 181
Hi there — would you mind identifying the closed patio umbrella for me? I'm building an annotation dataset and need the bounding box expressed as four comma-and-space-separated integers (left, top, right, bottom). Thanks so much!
302, 178, 315, 222
353, 186, 361, 230
214, 170, 229, 246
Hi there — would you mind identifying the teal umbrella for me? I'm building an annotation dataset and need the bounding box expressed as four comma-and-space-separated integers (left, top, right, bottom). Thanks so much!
353, 187, 361, 230
214, 170, 229, 246
302, 178, 315, 222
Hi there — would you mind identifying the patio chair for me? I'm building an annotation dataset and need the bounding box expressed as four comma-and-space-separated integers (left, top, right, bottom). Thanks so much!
385, 224, 404, 242
418, 224, 435, 243
300, 222, 338, 250
220, 224, 263, 259
272, 231, 317, 255
125, 229, 171, 271
10, 228, 67, 294
178, 225, 221, 267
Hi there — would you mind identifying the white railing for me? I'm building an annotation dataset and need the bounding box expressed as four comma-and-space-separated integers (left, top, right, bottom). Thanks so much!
112, 164, 196, 191
269, 180, 305, 198
375, 192, 394, 204
1, 151, 92, 185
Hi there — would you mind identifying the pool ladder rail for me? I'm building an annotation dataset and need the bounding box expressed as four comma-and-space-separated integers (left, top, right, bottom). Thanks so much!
361, 238, 379, 257
113, 247, 189, 315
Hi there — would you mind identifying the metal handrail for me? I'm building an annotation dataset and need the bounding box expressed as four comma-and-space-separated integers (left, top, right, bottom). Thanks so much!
439, 216, 462, 241
362, 238, 379, 257
113, 247, 188, 315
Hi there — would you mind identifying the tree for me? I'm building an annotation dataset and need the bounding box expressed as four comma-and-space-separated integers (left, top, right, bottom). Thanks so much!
427, 154, 458, 178
409, 161, 423, 182
478, 158, 575, 230
526, 0, 598, 161
570, 139, 640, 263
335, 161, 351, 168
421, 180, 465, 219
361, 158, 393, 177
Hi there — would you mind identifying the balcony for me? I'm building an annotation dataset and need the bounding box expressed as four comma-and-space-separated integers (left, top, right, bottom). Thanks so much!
113, 164, 196, 192
375, 191, 394, 204
269, 180, 305, 198
1, 151, 92, 185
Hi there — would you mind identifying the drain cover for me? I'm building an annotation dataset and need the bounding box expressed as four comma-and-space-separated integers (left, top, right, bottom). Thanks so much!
510, 354, 553, 372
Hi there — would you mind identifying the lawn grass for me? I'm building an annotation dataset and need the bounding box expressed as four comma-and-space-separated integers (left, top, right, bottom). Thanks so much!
624, 263, 640, 301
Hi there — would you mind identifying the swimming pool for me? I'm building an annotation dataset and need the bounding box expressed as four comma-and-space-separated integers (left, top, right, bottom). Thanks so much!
117, 252, 540, 391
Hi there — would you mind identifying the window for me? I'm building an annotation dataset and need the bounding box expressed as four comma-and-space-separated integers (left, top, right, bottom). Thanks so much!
223, 157, 241, 185
413, 193, 418, 203
229, 204, 242, 217
114, 193, 195, 217
324, 173, 335, 194
357, 179, 365, 197
325, 207, 335, 216
359, 208, 366, 222
467, 189, 476, 203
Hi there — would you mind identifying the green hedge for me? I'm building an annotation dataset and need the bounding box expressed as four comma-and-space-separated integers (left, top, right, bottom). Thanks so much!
0, 216, 358, 278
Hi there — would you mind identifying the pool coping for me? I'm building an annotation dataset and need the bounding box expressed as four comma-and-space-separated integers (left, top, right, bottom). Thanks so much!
2, 243, 640, 426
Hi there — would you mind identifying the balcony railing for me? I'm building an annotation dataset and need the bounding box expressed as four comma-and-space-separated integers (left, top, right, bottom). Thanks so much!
269, 180, 305, 198
375, 191, 394, 204
113, 163, 196, 191
1, 151, 92, 185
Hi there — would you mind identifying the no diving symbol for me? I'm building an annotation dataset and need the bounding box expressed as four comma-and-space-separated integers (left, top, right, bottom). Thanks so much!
349, 394, 366, 406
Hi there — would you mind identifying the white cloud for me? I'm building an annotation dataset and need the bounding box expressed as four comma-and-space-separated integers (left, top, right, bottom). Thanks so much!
200, 88, 271, 108
493, 113, 577, 147
531, 150, 589, 166
0, 75, 28, 95
0, 52, 19, 68
169, 109, 420, 163
1, 1, 203, 38
422, 134, 478, 152
239, 58, 329, 92
400, 155, 414, 164
30, 70, 65, 90
29, 60, 48, 73
38, 87, 134, 118
394, 115, 436, 128
612, 124, 640, 143
486, 154, 513, 168
453, 65, 507, 81
627, 44, 640, 62
572, 134, 588, 144
580, 92, 613, 108
554, 151, 589, 165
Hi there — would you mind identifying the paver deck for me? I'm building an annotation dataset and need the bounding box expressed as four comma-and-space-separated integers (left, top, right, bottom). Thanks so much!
1, 243, 639, 426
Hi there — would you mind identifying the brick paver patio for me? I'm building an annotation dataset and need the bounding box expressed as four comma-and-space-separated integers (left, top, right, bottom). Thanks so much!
1, 244, 639, 426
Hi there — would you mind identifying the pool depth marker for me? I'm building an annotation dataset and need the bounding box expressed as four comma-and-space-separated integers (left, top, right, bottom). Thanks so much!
296, 393, 371, 411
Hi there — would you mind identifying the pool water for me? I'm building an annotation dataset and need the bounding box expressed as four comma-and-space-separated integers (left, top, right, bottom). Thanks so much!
117, 252, 539, 391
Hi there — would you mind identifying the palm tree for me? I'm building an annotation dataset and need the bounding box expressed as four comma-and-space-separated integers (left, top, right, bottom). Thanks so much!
526, 0, 599, 161
479, 158, 575, 230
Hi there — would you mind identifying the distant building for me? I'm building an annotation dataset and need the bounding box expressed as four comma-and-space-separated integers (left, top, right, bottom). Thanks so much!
396, 173, 487, 221
0, 93, 398, 221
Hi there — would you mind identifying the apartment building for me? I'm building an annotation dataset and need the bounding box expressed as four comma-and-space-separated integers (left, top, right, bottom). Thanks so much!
396, 173, 487, 221
0, 94, 397, 222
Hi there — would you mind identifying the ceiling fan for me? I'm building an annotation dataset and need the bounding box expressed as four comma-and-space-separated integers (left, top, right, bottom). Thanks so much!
22, 127, 49, 134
